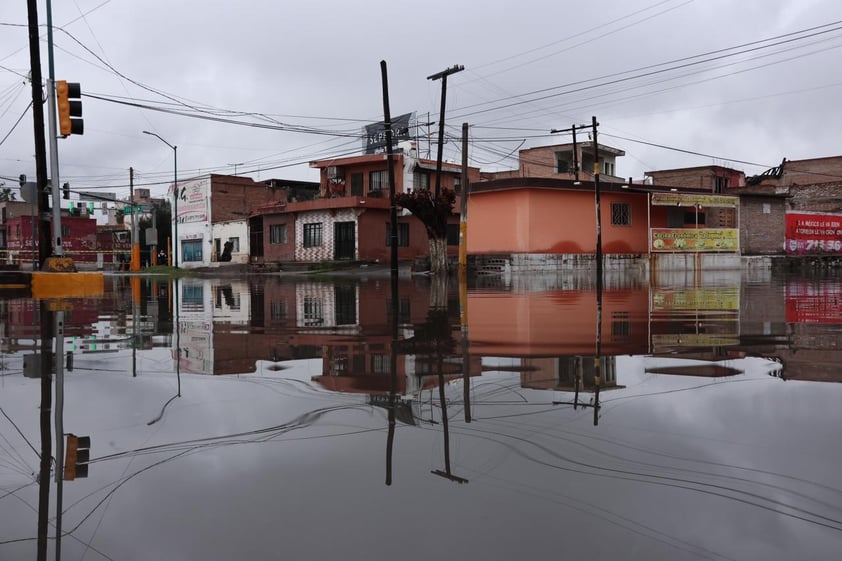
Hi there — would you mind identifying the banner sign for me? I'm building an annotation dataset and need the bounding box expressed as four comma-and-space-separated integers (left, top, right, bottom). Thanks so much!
651, 193, 739, 207
785, 212, 842, 254
651, 228, 739, 252
364, 113, 413, 154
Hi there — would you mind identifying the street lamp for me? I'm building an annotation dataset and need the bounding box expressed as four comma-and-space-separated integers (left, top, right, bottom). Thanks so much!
143, 131, 178, 268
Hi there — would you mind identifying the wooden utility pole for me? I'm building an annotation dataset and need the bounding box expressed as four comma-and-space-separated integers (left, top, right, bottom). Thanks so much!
26, 0, 52, 268
591, 115, 603, 428
459, 122, 472, 423
381, 61, 399, 280
427, 64, 464, 198
592, 116, 602, 293
382, 60, 399, 485
130, 167, 141, 271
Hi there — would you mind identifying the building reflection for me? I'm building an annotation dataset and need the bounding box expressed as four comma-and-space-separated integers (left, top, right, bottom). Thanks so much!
141, 273, 842, 387
4, 273, 842, 387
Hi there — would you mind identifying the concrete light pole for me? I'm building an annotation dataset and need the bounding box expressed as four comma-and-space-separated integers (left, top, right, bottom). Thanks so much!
143, 131, 178, 268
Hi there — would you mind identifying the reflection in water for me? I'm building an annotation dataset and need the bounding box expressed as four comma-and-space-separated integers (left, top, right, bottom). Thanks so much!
1, 272, 842, 560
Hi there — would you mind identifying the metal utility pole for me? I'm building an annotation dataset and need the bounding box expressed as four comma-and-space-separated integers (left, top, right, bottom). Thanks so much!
46, 0, 64, 258
427, 64, 464, 198
143, 131, 178, 267
25, 0, 52, 268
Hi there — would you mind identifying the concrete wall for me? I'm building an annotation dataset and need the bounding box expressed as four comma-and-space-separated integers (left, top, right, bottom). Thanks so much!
212, 221, 249, 264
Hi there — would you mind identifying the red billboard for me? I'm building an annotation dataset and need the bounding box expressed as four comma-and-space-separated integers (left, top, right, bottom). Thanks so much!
786, 212, 842, 254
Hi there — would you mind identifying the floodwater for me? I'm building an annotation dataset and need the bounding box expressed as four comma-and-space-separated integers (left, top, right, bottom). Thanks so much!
1, 269, 841, 561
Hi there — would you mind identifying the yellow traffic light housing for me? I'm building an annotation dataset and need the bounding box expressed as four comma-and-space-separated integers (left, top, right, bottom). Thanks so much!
56, 80, 84, 136
64, 434, 91, 480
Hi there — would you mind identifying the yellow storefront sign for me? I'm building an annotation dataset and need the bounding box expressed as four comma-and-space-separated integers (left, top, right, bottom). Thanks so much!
652, 287, 740, 311
651, 193, 739, 207
651, 228, 739, 252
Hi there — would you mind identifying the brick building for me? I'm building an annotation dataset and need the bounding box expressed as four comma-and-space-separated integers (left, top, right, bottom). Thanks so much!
170, 174, 318, 268
745, 156, 842, 256
646, 165, 746, 192
483, 141, 626, 183
250, 143, 480, 265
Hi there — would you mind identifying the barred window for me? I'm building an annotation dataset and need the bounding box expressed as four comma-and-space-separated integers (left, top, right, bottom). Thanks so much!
369, 170, 388, 192
303, 297, 323, 326
413, 171, 430, 190
611, 202, 631, 226
303, 223, 322, 247
269, 224, 287, 244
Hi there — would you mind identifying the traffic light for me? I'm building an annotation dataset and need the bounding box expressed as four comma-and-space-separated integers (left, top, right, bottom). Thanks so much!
63, 182, 70, 199
56, 80, 84, 136
64, 434, 90, 480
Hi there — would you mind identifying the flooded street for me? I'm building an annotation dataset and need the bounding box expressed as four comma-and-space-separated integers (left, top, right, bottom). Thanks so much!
2, 270, 842, 560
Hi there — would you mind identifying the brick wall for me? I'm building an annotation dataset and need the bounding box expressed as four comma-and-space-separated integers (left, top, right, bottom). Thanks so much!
788, 181, 842, 213
783, 157, 842, 186
740, 196, 786, 254
210, 175, 287, 223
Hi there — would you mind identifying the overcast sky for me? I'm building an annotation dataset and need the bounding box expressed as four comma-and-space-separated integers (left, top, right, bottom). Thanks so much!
1, 0, 841, 198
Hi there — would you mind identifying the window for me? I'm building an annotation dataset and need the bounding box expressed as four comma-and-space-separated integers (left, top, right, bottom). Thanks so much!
446, 223, 460, 245
228, 237, 239, 253
269, 224, 287, 244
182, 240, 203, 262
714, 176, 730, 193
270, 300, 288, 321
350, 173, 364, 197
385, 222, 409, 247
413, 171, 430, 190
371, 354, 391, 374
369, 170, 388, 192
763, 203, 771, 214
303, 297, 323, 326
602, 160, 615, 176
303, 223, 322, 247
61, 225, 70, 237
453, 175, 462, 194
611, 202, 631, 226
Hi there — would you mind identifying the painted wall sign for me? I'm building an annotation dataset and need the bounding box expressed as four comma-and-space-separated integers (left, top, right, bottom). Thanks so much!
170, 177, 210, 224
785, 211, 842, 254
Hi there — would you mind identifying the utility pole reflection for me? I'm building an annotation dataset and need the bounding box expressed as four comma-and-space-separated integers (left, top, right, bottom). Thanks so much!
431, 357, 468, 484
148, 278, 181, 425
36, 302, 53, 561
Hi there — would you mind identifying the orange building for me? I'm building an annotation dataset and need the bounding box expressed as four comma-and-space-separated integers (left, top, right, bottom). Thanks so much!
467, 177, 650, 268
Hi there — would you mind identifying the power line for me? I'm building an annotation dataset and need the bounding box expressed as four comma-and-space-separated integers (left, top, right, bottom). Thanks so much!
449, 20, 842, 120
0, 99, 32, 148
